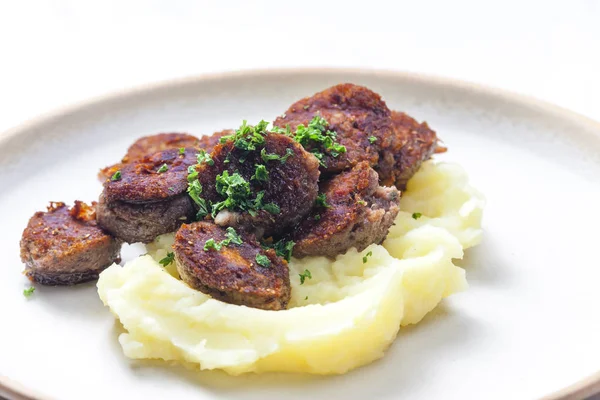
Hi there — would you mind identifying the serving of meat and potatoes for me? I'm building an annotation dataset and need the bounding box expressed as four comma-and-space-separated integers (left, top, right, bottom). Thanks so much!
19, 84, 484, 374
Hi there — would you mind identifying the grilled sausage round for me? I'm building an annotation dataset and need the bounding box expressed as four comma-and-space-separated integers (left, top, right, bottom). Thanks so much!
20, 201, 122, 285
96, 148, 197, 243
291, 162, 400, 258
174, 221, 291, 310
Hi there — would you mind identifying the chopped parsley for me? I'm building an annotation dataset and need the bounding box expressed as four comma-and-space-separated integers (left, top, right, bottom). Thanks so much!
357, 199, 367, 206
261, 147, 294, 163
368, 136, 377, 144
157, 163, 169, 173
272, 239, 295, 261
412, 212, 423, 220
315, 193, 330, 208
204, 227, 244, 251
362, 251, 373, 264
197, 149, 214, 166
211, 173, 279, 217
223, 227, 243, 245
23, 286, 35, 298
262, 202, 280, 215
186, 165, 209, 219
111, 170, 121, 181
299, 269, 312, 285
159, 252, 175, 267
212, 171, 252, 216
272, 116, 345, 166
256, 254, 271, 267
220, 120, 269, 152
179, 147, 185, 155
204, 238, 223, 251
251, 164, 269, 182
293, 116, 347, 157
314, 214, 321, 220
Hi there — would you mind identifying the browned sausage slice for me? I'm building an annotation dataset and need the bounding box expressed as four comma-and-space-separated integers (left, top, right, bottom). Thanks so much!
174, 221, 291, 310
20, 201, 122, 285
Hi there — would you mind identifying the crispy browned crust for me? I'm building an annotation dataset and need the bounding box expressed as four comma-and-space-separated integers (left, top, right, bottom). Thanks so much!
122, 133, 201, 163
98, 133, 201, 180
102, 148, 197, 203
174, 222, 290, 310
20, 201, 122, 286
197, 129, 233, 154
291, 162, 400, 258
273, 83, 394, 173
376, 111, 441, 189
196, 132, 320, 237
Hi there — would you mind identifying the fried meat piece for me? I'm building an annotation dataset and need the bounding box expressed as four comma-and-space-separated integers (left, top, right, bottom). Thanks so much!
376, 111, 441, 189
98, 133, 201, 181
20, 201, 121, 285
291, 162, 400, 258
195, 132, 320, 238
96, 148, 197, 243
273, 83, 394, 174
174, 221, 290, 310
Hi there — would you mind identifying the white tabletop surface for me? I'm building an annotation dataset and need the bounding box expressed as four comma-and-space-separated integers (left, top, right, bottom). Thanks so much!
0, 0, 599, 132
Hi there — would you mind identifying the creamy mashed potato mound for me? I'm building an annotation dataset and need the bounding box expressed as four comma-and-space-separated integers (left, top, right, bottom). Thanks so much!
97, 161, 484, 375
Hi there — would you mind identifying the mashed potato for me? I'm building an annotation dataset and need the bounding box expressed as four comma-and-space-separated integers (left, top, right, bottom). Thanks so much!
97, 161, 484, 375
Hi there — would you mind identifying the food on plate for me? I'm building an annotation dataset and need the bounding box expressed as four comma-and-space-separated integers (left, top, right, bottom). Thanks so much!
174, 222, 290, 310
290, 161, 400, 258
98, 132, 202, 180
194, 125, 320, 237
96, 148, 197, 243
274, 84, 444, 189
98, 160, 482, 374
273, 83, 392, 174
19, 82, 485, 376
378, 111, 444, 189
20, 201, 121, 285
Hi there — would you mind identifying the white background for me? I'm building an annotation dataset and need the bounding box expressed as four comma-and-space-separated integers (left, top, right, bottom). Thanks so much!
0, 0, 599, 133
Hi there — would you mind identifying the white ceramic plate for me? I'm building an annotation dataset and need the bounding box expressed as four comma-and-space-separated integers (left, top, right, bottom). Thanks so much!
1, 69, 599, 400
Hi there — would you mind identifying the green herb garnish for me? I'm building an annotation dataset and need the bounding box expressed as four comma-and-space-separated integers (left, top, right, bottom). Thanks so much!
294, 116, 346, 157
412, 212, 422, 220
251, 164, 269, 182
159, 252, 175, 267
211, 171, 252, 216
368, 136, 377, 144
261, 147, 294, 163
362, 251, 373, 264
256, 254, 271, 267
314, 214, 321, 220
23, 287, 35, 298
157, 163, 169, 173
299, 269, 312, 285
262, 202, 280, 214
204, 238, 223, 251
223, 227, 243, 246
315, 193, 330, 208
357, 199, 367, 206
220, 120, 269, 152
111, 170, 121, 181
272, 239, 295, 262
179, 147, 185, 155
197, 149, 214, 166
186, 166, 209, 219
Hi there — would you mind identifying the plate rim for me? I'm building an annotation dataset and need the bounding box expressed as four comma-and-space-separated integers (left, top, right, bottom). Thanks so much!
1, 67, 599, 400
